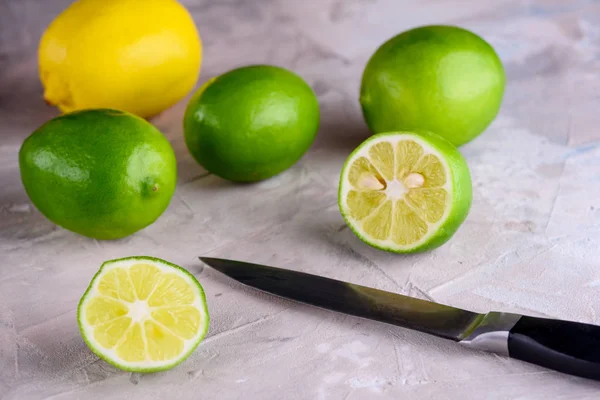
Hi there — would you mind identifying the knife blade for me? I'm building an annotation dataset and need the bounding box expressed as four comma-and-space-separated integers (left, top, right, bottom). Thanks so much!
201, 257, 600, 381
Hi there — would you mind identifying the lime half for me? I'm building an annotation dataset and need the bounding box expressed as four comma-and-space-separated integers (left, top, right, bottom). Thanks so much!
78, 257, 209, 372
338, 131, 472, 253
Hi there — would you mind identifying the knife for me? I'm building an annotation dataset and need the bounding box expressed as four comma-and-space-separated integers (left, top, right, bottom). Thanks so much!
200, 256, 600, 381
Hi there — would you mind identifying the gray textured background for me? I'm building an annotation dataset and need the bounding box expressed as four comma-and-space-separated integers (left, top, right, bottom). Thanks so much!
2, 0, 600, 399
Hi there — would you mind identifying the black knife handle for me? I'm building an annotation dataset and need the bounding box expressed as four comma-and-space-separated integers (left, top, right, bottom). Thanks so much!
507, 315, 600, 380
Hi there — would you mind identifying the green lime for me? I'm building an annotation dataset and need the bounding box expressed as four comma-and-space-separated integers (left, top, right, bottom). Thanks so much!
19, 109, 177, 240
78, 256, 210, 372
338, 131, 472, 253
183, 65, 320, 182
360, 25, 505, 146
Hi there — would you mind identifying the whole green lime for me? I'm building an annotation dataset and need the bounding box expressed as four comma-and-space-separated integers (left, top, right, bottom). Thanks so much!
19, 109, 177, 240
183, 65, 320, 182
360, 25, 505, 146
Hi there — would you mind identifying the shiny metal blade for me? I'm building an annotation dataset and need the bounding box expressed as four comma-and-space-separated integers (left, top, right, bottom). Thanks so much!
200, 257, 484, 341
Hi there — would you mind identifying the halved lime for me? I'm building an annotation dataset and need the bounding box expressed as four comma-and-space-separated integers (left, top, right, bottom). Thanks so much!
338, 131, 472, 253
78, 257, 209, 372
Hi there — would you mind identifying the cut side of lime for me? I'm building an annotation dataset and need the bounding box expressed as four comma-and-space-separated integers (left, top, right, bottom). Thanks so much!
78, 256, 209, 372
338, 131, 472, 253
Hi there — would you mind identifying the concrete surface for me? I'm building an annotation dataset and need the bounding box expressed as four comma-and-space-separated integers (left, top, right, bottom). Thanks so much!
1, 0, 600, 399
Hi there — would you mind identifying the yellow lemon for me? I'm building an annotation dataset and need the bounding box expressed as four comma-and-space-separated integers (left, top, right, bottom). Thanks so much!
39, 0, 202, 119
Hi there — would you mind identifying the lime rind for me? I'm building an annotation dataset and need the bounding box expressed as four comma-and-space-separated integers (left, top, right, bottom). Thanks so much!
338, 131, 472, 253
77, 256, 210, 373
